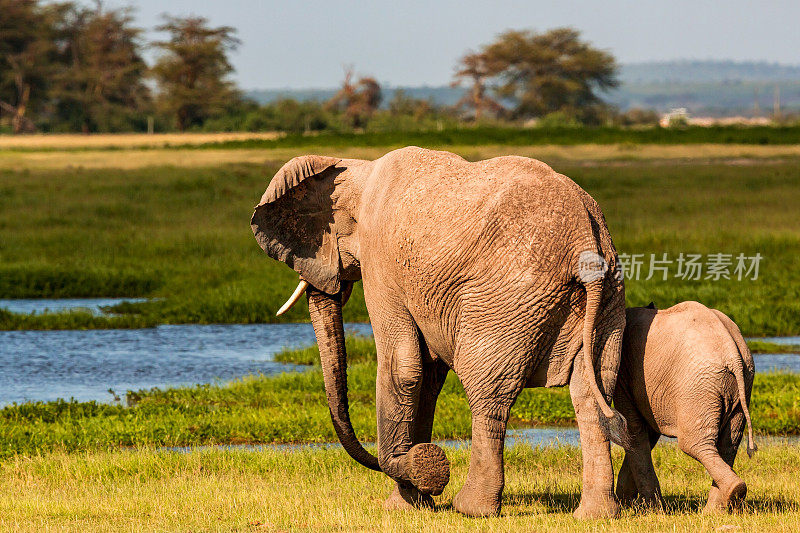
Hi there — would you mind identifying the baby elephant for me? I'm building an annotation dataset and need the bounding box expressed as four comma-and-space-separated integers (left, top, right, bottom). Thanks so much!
614, 301, 756, 513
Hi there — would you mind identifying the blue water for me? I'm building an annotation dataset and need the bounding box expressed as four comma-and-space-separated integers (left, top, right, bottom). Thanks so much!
748, 336, 800, 373
163, 427, 583, 453
0, 298, 797, 406
164, 426, 798, 454
0, 323, 372, 405
0, 297, 149, 315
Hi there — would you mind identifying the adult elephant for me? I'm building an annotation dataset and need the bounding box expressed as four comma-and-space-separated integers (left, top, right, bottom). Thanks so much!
251, 147, 627, 518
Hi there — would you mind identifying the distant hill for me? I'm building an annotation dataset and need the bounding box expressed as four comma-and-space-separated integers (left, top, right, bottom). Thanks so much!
246, 86, 465, 107
612, 61, 800, 115
620, 60, 800, 84
246, 61, 800, 116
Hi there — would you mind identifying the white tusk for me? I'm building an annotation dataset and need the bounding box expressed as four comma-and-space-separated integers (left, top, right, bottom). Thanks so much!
276, 280, 309, 316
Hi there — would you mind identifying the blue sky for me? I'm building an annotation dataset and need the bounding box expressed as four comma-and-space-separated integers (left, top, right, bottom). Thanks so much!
93, 0, 800, 89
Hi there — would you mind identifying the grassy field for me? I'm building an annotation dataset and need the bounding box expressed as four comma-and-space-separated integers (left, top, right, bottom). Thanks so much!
1, 155, 798, 335
0, 131, 281, 150
6, 126, 800, 153
2, 135, 799, 530
1, 443, 798, 531
747, 340, 800, 354
3, 143, 800, 171
2, 338, 798, 459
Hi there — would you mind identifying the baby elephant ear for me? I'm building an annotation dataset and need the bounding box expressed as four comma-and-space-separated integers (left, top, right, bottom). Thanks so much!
251, 155, 344, 295
646, 301, 656, 309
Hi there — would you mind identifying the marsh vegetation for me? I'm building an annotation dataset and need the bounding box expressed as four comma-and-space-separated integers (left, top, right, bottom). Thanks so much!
0, 137, 798, 528
2, 338, 799, 460
1, 153, 797, 335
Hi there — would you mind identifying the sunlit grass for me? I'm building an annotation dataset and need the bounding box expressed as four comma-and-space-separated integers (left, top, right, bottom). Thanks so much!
0, 444, 797, 531
3, 143, 800, 170
0, 131, 280, 150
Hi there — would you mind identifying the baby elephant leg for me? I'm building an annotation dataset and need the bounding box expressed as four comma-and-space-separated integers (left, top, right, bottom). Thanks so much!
679, 432, 746, 513
617, 428, 663, 510
614, 382, 663, 510
704, 410, 747, 513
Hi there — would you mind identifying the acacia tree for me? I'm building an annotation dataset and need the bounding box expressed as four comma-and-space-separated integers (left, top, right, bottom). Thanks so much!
480, 27, 618, 122
451, 51, 504, 121
325, 67, 382, 129
53, 2, 150, 132
0, 0, 62, 133
152, 15, 240, 131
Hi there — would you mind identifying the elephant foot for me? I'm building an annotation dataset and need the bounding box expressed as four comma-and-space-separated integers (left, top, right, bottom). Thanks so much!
703, 480, 747, 514
402, 443, 450, 496
383, 484, 434, 511
573, 494, 620, 519
615, 475, 638, 507
453, 485, 501, 517
638, 493, 665, 513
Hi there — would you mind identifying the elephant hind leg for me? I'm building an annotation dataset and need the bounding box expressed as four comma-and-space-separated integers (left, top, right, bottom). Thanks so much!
452, 407, 510, 517
569, 354, 619, 519
452, 346, 527, 517
704, 409, 747, 513
678, 432, 745, 514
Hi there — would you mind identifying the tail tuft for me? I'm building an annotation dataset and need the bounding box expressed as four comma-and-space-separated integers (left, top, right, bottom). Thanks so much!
603, 408, 634, 451
747, 440, 758, 458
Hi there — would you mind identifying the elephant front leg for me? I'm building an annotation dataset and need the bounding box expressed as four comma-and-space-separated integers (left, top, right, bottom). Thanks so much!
384, 359, 450, 511
374, 320, 450, 500
570, 355, 620, 519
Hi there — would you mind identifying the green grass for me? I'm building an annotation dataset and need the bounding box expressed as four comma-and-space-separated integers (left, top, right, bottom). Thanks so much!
1, 444, 798, 531
1, 158, 799, 334
193, 125, 800, 149
748, 341, 800, 354
2, 337, 798, 460
7, 126, 800, 154
0, 163, 370, 329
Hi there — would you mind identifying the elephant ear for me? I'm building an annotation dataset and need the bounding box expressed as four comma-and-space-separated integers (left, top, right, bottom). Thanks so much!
251, 155, 343, 294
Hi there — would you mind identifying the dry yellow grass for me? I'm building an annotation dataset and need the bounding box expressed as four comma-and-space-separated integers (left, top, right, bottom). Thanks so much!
2, 142, 800, 171
0, 131, 281, 150
0, 444, 797, 532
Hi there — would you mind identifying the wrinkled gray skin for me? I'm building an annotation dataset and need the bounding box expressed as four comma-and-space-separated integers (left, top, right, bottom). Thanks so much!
615, 302, 756, 513
251, 147, 627, 518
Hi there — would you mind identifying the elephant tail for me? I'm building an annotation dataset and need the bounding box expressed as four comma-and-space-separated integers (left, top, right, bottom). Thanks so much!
582, 279, 614, 419
728, 351, 758, 458
581, 277, 629, 447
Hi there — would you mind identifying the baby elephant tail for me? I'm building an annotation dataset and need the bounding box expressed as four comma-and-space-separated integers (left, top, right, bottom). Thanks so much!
728, 352, 757, 458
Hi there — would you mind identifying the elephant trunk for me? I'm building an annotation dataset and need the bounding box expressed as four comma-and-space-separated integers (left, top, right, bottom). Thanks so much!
307, 286, 381, 471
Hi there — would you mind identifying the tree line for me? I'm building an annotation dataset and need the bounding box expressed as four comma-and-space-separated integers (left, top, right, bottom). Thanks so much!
1, 0, 239, 133
1, 1, 656, 134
